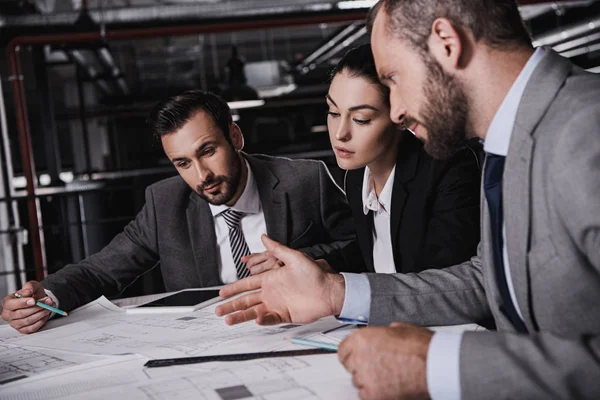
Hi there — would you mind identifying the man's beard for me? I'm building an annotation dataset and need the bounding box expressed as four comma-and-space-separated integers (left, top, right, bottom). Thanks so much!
196, 155, 242, 205
419, 55, 470, 160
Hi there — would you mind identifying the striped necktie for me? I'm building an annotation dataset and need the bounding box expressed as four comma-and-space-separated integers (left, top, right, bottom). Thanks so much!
221, 209, 251, 279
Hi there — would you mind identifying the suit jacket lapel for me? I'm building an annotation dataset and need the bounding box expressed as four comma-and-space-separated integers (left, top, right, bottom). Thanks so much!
390, 134, 421, 270
186, 194, 221, 286
503, 48, 572, 331
246, 154, 289, 244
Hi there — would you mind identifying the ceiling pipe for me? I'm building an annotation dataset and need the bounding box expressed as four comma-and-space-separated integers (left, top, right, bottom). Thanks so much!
2, 1, 350, 28
312, 25, 367, 66
553, 30, 600, 52
532, 15, 600, 47
7, 10, 367, 281
296, 22, 363, 73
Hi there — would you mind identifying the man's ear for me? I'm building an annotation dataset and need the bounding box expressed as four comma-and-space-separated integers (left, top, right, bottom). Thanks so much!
427, 18, 464, 71
230, 122, 245, 151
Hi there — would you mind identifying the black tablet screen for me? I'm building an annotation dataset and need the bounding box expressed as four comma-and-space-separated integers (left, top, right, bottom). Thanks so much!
138, 290, 221, 307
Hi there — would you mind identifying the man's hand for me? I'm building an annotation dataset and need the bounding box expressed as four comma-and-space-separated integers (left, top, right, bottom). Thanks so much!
242, 251, 284, 275
216, 234, 346, 325
1, 281, 55, 334
338, 323, 433, 400
315, 259, 336, 273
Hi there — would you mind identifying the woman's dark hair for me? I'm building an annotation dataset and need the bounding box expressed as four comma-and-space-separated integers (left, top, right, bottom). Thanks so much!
329, 43, 390, 103
147, 90, 233, 144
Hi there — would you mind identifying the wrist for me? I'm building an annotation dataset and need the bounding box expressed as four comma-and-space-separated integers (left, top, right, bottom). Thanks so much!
326, 272, 346, 316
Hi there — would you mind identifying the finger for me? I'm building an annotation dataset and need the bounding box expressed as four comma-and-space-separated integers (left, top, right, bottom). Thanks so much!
352, 372, 362, 390
11, 308, 50, 330
261, 235, 306, 266
256, 311, 284, 326
358, 387, 370, 400
18, 313, 50, 335
337, 334, 357, 366
215, 292, 263, 317
2, 296, 37, 312
219, 274, 264, 298
249, 259, 280, 275
243, 253, 269, 268
17, 281, 37, 297
41, 296, 55, 306
224, 307, 261, 325
12, 304, 50, 320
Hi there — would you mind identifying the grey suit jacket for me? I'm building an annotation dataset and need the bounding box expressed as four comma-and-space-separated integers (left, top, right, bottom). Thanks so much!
43, 154, 355, 312
365, 49, 600, 399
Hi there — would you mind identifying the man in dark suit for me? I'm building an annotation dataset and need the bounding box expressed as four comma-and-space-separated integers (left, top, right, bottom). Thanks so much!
322, 132, 480, 274
1, 90, 355, 334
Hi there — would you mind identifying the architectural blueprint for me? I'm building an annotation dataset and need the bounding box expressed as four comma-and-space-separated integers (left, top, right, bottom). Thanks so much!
10, 297, 343, 359
0, 342, 109, 386
0, 353, 356, 400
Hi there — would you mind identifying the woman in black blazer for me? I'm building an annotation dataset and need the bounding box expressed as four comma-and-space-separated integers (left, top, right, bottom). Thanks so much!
321, 44, 481, 274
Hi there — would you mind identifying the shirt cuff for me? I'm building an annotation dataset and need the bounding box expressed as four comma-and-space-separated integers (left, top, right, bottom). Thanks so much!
427, 332, 464, 400
337, 273, 370, 324
44, 289, 60, 309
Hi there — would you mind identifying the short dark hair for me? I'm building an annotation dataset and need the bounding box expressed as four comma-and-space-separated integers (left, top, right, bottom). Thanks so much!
369, 0, 532, 53
148, 90, 233, 144
330, 44, 390, 103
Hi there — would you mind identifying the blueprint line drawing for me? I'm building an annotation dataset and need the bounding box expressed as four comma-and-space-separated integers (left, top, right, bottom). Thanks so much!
138, 358, 333, 400
0, 373, 139, 400
0, 354, 357, 400
11, 297, 342, 360
0, 344, 109, 386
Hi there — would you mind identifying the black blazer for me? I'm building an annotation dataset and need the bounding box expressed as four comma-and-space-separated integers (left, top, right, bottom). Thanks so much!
324, 133, 481, 274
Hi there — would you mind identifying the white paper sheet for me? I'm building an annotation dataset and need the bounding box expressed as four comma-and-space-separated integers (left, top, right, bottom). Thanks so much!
0, 325, 21, 344
11, 296, 343, 359
0, 352, 356, 400
0, 343, 110, 386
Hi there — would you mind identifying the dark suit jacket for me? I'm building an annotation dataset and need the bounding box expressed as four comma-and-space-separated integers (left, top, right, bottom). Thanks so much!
43, 154, 355, 311
323, 133, 481, 274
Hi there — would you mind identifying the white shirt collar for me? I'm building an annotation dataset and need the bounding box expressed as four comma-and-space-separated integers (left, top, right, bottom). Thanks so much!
362, 165, 396, 216
209, 158, 261, 217
484, 47, 545, 156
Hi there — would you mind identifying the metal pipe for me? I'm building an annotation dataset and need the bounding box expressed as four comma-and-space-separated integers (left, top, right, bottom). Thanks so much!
313, 25, 367, 66
532, 15, 600, 47
297, 22, 362, 71
8, 44, 47, 281
6, 11, 367, 282
76, 65, 93, 175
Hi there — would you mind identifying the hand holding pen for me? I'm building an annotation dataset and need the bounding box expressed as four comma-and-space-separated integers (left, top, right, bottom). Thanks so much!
1, 280, 67, 334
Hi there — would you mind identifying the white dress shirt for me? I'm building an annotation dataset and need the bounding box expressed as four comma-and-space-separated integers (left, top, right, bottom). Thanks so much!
362, 165, 397, 274
208, 159, 268, 284
46, 159, 268, 306
339, 47, 546, 400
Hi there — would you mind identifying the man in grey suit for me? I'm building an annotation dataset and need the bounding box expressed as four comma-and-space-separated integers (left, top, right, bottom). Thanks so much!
1, 90, 355, 334
215, 1, 600, 399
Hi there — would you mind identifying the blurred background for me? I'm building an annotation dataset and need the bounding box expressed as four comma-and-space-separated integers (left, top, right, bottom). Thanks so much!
1, 0, 599, 299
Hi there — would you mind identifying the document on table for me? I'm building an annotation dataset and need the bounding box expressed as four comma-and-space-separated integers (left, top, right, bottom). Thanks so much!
11, 296, 343, 359
0, 325, 21, 344
0, 352, 357, 400
0, 343, 110, 386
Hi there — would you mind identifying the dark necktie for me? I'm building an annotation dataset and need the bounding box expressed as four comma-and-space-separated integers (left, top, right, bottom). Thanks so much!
221, 209, 251, 279
483, 153, 528, 333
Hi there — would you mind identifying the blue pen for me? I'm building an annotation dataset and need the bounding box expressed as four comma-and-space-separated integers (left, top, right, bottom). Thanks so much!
288, 337, 339, 351
14, 293, 68, 317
